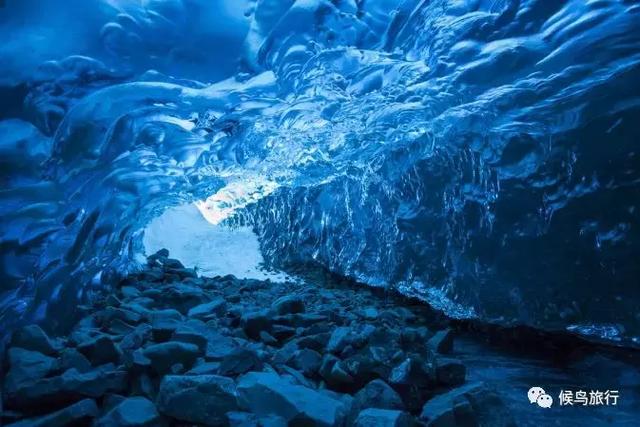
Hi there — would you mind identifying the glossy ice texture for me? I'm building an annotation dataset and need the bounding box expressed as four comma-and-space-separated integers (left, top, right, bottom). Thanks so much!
1, 0, 639, 342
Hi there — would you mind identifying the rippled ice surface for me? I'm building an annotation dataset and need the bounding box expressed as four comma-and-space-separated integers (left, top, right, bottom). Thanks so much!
1, 0, 640, 342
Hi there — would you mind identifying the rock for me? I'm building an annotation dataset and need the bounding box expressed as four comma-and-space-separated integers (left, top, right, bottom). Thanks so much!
6, 398, 98, 427
4, 365, 127, 412
205, 331, 240, 360
388, 357, 434, 387
420, 382, 515, 427
295, 333, 331, 352
427, 329, 454, 354
353, 379, 404, 411
95, 397, 161, 427
327, 327, 352, 354
319, 355, 353, 388
187, 298, 227, 319
10, 325, 58, 355
272, 313, 328, 328
237, 371, 348, 426
271, 325, 297, 342
272, 295, 305, 315
435, 358, 466, 386
143, 342, 200, 374
156, 375, 238, 425
123, 348, 151, 371
218, 348, 263, 377
149, 309, 183, 342
4, 348, 58, 393
172, 326, 208, 352
120, 324, 152, 351
100, 307, 142, 326
289, 348, 322, 377
153, 283, 208, 314
361, 308, 379, 320
59, 348, 92, 373
354, 408, 413, 427
77, 335, 122, 366
260, 331, 278, 346
187, 361, 221, 375
121, 286, 141, 299
241, 310, 272, 340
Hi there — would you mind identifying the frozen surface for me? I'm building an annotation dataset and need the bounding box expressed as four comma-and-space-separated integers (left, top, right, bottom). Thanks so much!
0, 0, 639, 342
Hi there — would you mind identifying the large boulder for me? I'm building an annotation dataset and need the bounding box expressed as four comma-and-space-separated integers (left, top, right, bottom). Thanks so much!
9, 325, 59, 355
95, 396, 162, 427
188, 298, 227, 319
143, 342, 200, 374
272, 295, 305, 315
237, 371, 348, 426
4, 364, 127, 413
353, 379, 404, 411
420, 382, 516, 427
77, 335, 122, 366
6, 398, 98, 427
156, 375, 239, 426
3, 348, 58, 393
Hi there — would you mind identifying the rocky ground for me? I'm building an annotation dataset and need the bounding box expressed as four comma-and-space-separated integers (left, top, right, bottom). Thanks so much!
0, 249, 518, 426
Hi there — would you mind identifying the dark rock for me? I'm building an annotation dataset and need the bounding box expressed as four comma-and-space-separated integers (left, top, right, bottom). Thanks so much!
143, 342, 200, 374
319, 355, 353, 388
100, 306, 143, 326
289, 348, 322, 377
389, 356, 434, 387
95, 396, 161, 427
187, 298, 227, 319
420, 382, 515, 427
205, 331, 240, 360
435, 358, 466, 386
272, 313, 328, 328
124, 348, 151, 371
279, 365, 317, 389
353, 379, 404, 411
259, 331, 278, 346
218, 347, 263, 377
77, 335, 122, 366
121, 286, 141, 299
241, 310, 272, 340
354, 408, 413, 427
187, 361, 221, 375
156, 375, 238, 425
172, 326, 208, 352
149, 309, 183, 342
131, 374, 156, 400
272, 295, 305, 315
103, 393, 126, 411
427, 329, 454, 354
361, 308, 379, 320
237, 372, 348, 427
327, 327, 352, 354
271, 325, 297, 342
4, 365, 127, 412
10, 325, 58, 355
4, 348, 58, 393
120, 324, 152, 351
59, 348, 92, 373
295, 333, 330, 352
6, 398, 98, 427
153, 283, 208, 314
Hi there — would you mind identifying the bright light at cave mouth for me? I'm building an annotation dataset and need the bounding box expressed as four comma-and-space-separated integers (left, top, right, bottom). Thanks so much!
143, 203, 288, 282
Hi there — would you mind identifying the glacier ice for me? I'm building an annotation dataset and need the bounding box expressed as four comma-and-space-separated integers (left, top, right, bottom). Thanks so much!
0, 0, 639, 343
